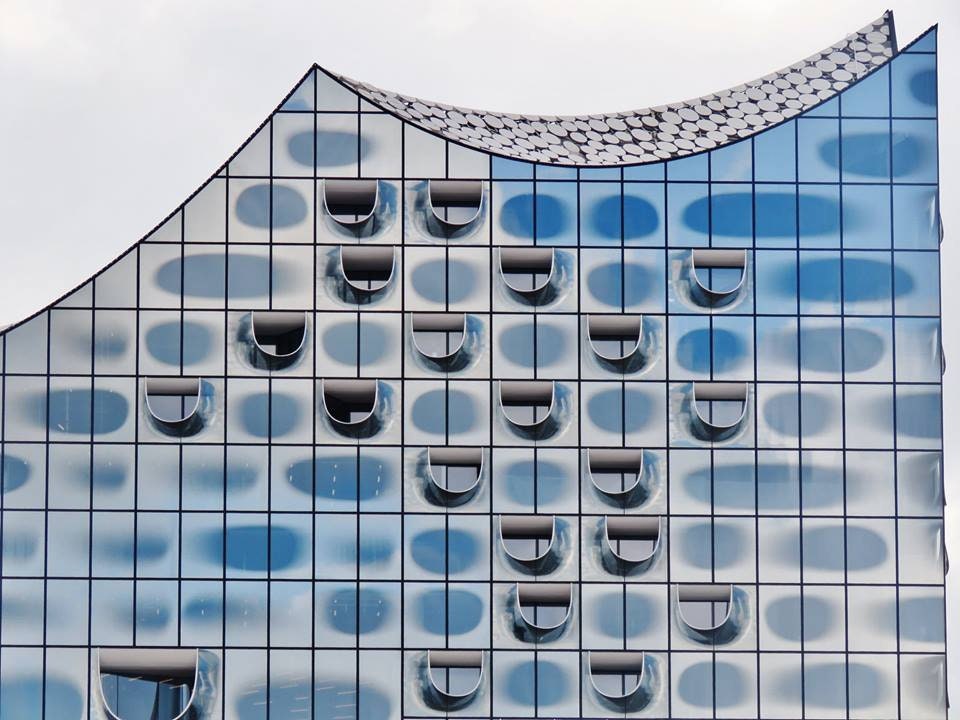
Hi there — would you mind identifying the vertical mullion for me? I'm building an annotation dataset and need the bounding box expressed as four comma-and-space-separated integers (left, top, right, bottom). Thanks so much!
266, 129, 274, 711
751, 135, 762, 718
887, 58, 903, 720
398, 97, 406, 720
838, 93, 851, 720
795, 116, 807, 720
41, 309, 51, 719
487, 152, 495, 720
663, 161, 673, 719
310, 66, 319, 720
221, 168, 230, 720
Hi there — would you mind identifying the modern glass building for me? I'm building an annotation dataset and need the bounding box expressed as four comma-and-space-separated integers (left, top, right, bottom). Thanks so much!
0, 11, 945, 719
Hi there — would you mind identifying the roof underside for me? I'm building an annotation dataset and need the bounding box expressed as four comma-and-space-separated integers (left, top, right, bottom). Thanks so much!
336, 13, 895, 166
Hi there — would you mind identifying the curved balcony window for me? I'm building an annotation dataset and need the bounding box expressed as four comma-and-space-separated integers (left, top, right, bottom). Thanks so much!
587, 314, 648, 373
499, 515, 562, 574
248, 311, 307, 370
499, 247, 561, 306
323, 179, 379, 236
689, 382, 749, 442
676, 584, 747, 645
144, 378, 205, 437
587, 651, 654, 712
337, 245, 396, 301
424, 446, 483, 507
411, 313, 472, 372
97, 648, 200, 720
321, 379, 381, 438
600, 515, 662, 576
499, 380, 561, 440
587, 448, 651, 507
426, 180, 483, 238
513, 582, 573, 643
423, 650, 484, 711
688, 249, 747, 309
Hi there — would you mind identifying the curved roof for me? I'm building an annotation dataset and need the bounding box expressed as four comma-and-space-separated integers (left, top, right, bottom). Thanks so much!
336, 13, 895, 166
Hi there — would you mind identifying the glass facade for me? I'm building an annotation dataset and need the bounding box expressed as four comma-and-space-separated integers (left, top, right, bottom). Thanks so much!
0, 17, 945, 720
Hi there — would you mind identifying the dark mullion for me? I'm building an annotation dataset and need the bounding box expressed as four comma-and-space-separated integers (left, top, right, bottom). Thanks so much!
220, 163, 230, 720
838, 92, 853, 720
794, 113, 808, 720
751, 134, 762, 718
310, 66, 319, 720
398, 106, 407, 720
662, 161, 673, 719
0, 312, 6, 713
487, 151, 495, 719
40, 307, 51, 719
886, 59, 905, 720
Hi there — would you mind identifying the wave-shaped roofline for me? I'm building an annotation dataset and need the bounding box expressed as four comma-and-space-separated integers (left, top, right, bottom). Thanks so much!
0, 12, 938, 339
332, 12, 896, 166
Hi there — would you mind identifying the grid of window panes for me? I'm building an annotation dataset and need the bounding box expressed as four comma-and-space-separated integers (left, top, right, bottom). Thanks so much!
0, 27, 944, 720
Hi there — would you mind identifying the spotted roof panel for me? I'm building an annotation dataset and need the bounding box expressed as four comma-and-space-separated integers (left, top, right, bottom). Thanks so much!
336, 13, 895, 166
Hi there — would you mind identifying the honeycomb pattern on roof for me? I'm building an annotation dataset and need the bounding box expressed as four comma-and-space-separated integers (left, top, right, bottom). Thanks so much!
337, 13, 894, 166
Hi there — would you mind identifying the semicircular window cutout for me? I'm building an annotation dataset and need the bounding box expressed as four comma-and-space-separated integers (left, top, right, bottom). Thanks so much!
424, 650, 484, 711
425, 447, 483, 506
588, 651, 651, 711
587, 448, 649, 507
499, 515, 559, 573
339, 246, 396, 294
411, 313, 468, 370
324, 179, 379, 234
588, 315, 646, 371
427, 180, 483, 236
144, 378, 204, 437
499, 247, 558, 305
677, 583, 745, 644
321, 379, 380, 437
601, 515, 661, 576
690, 382, 749, 442
98, 648, 200, 720
514, 582, 572, 642
689, 249, 747, 309
250, 311, 307, 370
499, 380, 559, 439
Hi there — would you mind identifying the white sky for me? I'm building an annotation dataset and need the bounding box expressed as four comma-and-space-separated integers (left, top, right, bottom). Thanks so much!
1, 0, 959, 710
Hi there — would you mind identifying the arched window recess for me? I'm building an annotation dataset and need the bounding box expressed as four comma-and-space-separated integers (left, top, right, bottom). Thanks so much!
600, 515, 662, 576
144, 377, 206, 437
426, 179, 484, 238
499, 380, 562, 440
513, 582, 573, 643
321, 379, 382, 438
688, 248, 747, 309
587, 651, 655, 712
423, 446, 484, 507
587, 448, 651, 508
323, 179, 380, 236
499, 515, 562, 574
337, 245, 396, 302
411, 313, 473, 372
97, 648, 203, 720
422, 650, 484, 711
689, 382, 749, 442
248, 311, 308, 370
499, 247, 562, 306
587, 314, 648, 373
676, 583, 747, 645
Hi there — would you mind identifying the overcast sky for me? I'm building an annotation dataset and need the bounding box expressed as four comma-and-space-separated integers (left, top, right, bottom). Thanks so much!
2, 0, 959, 708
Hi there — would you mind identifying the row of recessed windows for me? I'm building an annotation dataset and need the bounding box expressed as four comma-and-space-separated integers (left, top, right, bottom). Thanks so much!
92, 581, 744, 716
331, 243, 747, 310
144, 374, 749, 444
